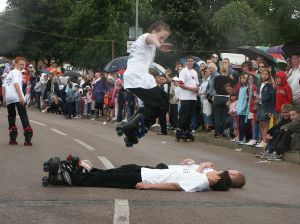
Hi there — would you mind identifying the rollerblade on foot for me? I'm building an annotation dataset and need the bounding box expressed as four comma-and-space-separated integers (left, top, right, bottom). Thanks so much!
24, 126, 33, 146
183, 130, 195, 142
175, 129, 188, 142
9, 125, 18, 145
116, 113, 146, 147
42, 157, 73, 186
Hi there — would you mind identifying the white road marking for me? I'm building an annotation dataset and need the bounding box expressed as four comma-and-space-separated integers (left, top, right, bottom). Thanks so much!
73, 139, 95, 151
51, 128, 67, 136
29, 120, 46, 126
97, 156, 115, 169
113, 199, 129, 224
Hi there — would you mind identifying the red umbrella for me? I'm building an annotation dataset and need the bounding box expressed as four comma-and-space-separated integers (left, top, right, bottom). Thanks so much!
117, 68, 126, 75
271, 54, 287, 64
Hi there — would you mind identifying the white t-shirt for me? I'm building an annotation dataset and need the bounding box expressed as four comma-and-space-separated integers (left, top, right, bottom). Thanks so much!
3, 69, 24, 105
168, 164, 214, 175
287, 67, 300, 103
178, 67, 199, 100
141, 167, 209, 192
124, 33, 156, 89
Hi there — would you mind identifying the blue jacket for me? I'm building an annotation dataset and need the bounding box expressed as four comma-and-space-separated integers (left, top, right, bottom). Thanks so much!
206, 71, 220, 97
93, 79, 108, 102
237, 86, 248, 115
260, 83, 276, 114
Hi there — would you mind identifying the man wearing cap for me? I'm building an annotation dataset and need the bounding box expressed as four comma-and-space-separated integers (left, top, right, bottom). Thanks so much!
287, 54, 300, 104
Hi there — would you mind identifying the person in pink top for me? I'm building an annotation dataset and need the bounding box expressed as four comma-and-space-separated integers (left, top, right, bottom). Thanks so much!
228, 93, 239, 142
111, 78, 123, 120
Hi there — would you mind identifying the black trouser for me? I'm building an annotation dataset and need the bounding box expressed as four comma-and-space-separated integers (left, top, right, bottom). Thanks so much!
66, 102, 73, 118
128, 86, 168, 128
270, 130, 292, 154
213, 96, 229, 136
7, 102, 31, 130
36, 92, 41, 110
238, 115, 247, 141
71, 164, 143, 189
159, 110, 167, 134
169, 104, 178, 128
177, 100, 196, 130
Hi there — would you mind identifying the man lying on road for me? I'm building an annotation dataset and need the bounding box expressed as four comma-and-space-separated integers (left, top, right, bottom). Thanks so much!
43, 157, 244, 192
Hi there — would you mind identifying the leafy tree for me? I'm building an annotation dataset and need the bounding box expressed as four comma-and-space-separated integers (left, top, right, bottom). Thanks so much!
1, 0, 74, 67
254, 0, 300, 44
211, 1, 264, 49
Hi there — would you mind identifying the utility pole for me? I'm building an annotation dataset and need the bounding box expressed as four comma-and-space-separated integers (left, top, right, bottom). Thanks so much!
112, 40, 115, 60
135, 0, 139, 40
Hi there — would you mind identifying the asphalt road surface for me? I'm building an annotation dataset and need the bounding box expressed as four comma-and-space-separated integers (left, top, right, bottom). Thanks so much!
0, 109, 299, 224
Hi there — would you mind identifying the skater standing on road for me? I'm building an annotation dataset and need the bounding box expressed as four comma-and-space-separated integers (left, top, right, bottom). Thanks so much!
176, 56, 199, 141
2, 57, 33, 145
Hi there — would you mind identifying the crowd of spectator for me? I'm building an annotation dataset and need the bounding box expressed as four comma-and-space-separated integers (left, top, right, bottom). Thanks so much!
0, 52, 299, 161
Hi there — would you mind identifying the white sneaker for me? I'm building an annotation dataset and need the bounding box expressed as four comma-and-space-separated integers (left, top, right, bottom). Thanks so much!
245, 139, 257, 146
255, 141, 267, 148
122, 118, 128, 122
112, 117, 117, 121
151, 124, 160, 128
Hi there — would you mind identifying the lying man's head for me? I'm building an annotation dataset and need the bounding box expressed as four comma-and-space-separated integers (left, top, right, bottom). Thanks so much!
228, 170, 246, 188
207, 171, 232, 191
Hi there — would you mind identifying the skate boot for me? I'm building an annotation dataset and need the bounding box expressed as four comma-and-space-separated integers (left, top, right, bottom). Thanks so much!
183, 130, 195, 142
9, 125, 18, 145
116, 113, 145, 147
42, 157, 73, 186
24, 126, 33, 146
175, 129, 188, 142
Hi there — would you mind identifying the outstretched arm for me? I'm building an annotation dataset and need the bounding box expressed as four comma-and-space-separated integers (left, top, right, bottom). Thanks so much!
145, 34, 172, 52
135, 182, 181, 191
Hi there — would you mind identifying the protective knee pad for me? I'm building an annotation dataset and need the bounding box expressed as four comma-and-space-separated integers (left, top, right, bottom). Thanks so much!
9, 125, 18, 141
24, 126, 33, 142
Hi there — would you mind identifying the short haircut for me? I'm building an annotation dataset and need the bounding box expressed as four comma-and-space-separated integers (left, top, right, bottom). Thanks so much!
208, 63, 217, 72
15, 57, 26, 63
281, 103, 293, 112
210, 171, 232, 191
186, 55, 194, 61
241, 61, 252, 70
291, 103, 300, 113
148, 21, 171, 33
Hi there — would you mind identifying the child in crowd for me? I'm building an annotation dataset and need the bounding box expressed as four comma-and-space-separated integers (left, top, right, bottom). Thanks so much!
256, 69, 276, 148
112, 78, 123, 121
274, 71, 293, 121
25, 80, 31, 106
84, 86, 92, 117
228, 93, 238, 141
263, 104, 300, 160
236, 73, 250, 144
65, 82, 75, 119
199, 68, 212, 132
42, 94, 62, 114
74, 85, 82, 119
260, 103, 292, 159
245, 75, 258, 146
168, 77, 179, 130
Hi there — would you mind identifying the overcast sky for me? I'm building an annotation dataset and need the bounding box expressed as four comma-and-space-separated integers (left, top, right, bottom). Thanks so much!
0, 0, 7, 12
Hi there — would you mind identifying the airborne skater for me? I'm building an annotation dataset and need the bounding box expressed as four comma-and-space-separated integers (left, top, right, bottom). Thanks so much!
117, 21, 172, 147
2, 57, 33, 146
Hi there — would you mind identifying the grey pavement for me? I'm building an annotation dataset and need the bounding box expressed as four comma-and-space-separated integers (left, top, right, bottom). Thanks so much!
0, 109, 300, 224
